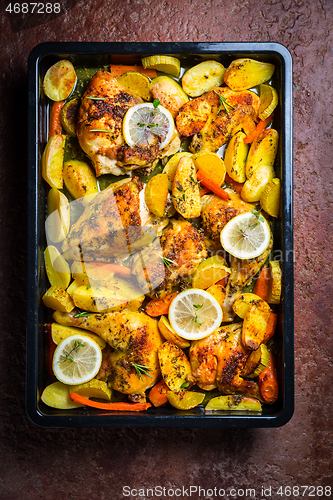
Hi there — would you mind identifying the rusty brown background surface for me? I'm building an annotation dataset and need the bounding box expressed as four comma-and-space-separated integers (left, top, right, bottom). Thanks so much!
0, 0, 332, 498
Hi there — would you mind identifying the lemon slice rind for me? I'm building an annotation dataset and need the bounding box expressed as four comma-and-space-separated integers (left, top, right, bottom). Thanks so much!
258, 84, 278, 121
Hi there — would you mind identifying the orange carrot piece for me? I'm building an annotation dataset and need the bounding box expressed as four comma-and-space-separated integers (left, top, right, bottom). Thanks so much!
253, 266, 270, 300
110, 65, 157, 78
225, 173, 244, 195
148, 379, 169, 407
103, 263, 132, 277
69, 393, 152, 411
196, 170, 230, 201
199, 184, 211, 196
264, 312, 277, 343
49, 101, 64, 139
258, 352, 278, 404
145, 292, 178, 317
243, 115, 272, 144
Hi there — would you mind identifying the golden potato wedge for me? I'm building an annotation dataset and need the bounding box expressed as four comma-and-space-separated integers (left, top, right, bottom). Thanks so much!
258, 84, 278, 121
158, 341, 192, 391
242, 300, 271, 350
167, 390, 205, 410
241, 343, 269, 378
43, 60, 77, 101
145, 173, 169, 217
224, 58, 275, 91
70, 379, 111, 400
192, 152, 226, 187
172, 156, 201, 218
260, 178, 281, 218
117, 72, 152, 100
150, 76, 188, 117
44, 245, 71, 289
245, 129, 279, 179
71, 261, 88, 286
158, 316, 190, 349
224, 131, 249, 183
182, 60, 225, 97
46, 188, 70, 244
51, 323, 106, 349
205, 394, 262, 412
41, 381, 83, 409
66, 279, 80, 298
232, 293, 263, 319
60, 97, 81, 136
192, 255, 230, 290
126, 294, 145, 311
142, 55, 180, 78
42, 134, 66, 189
206, 284, 226, 309
241, 164, 275, 203
63, 159, 98, 205
43, 285, 75, 313
267, 261, 282, 304
176, 97, 211, 137
163, 152, 192, 189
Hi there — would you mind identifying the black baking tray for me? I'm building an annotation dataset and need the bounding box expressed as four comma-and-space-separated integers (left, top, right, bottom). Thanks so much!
27, 42, 293, 428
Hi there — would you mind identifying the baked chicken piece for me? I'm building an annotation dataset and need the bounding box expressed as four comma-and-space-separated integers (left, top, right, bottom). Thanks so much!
201, 189, 255, 243
188, 322, 261, 399
132, 219, 208, 298
176, 87, 259, 153
77, 70, 180, 176
53, 309, 164, 396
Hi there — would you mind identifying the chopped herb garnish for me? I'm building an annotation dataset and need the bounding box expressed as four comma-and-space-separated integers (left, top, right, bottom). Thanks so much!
74, 310, 91, 318
153, 99, 160, 108
63, 340, 86, 363
182, 193, 186, 201
214, 90, 236, 116
131, 362, 153, 381
193, 303, 203, 309
252, 208, 265, 223
162, 256, 178, 271
194, 314, 205, 327
181, 382, 190, 389
86, 96, 106, 100
177, 186, 184, 192
86, 284, 91, 290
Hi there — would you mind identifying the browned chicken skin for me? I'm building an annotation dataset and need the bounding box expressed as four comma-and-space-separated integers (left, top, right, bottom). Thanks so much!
188, 322, 261, 399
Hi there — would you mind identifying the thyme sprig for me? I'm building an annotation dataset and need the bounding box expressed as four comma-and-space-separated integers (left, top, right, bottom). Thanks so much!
162, 256, 178, 272
90, 129, 111, 132
63, 340, 86, 363
74, 309, 91, 318
86, 96, 106, 100
214, 90, 236, 116
131, 362, 153, 381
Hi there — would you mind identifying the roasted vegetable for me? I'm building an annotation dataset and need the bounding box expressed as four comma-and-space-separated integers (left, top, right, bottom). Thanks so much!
196, 170, 230, 201
145, 293, 178, 317
158, 341, 192, 391
110, 64, 157, 78
44, 245, 71, 289
46, 188, 70, 244
224, 58, 275, 91
41, 381, 83, 409
148, 379, 169, 407
43, 60, 77, 101
264, 312, 277, 343
258, 351, 278, 403
242, 300, 271, 350
258, 84, 278, 121
70, 379, 111, 400
51, 323, 106, 349
206, 283, 226, 309
260, 178, 281, 218
245, 129, 279, 179
192, 255, 230, 290
145, 173, 169, 217
117, 72, 152, 100
267, 261, 282, 304
142, 55, 181, 77
172, 156, 201, 218
232, 293, 263, 319
182, 60, 225, 97
205, 394, 262, 412
241, 343, 269, 378
163, 152, 192, 189
69, 393, 151, 411
167, 390, 205, 410
49, 101, 64, 138
158, 316, 190, 349
241, 164, 275, 203
63, 159, 98, 204
66, 280, 80, 298
192, 152, 226, 187
224, 131, 249, 183
253, 266, 270, 300
42, 285, 75, 313
150, 76, 188, 117
41, 134, 66, 189
60, 97, 81, 136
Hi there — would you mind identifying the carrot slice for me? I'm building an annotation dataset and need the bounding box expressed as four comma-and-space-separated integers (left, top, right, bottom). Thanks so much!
69, 393, 152, 411
225, 173, 244, 195
49, 101, 64, 139
253, 266, 270, 300
243, 115, 272, 144
264, 312, 277, 343
148, 379, 169, 407
258, 352, 278, 404
145, 292, 178, 317
199, 184, 211, 196
110, 65, 157, 78
196, 170, 230, 201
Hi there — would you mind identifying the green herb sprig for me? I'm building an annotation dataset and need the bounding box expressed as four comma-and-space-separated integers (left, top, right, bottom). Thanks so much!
131, 362, 153, 381
214, 90, 235, 116
162, 256, 178, 272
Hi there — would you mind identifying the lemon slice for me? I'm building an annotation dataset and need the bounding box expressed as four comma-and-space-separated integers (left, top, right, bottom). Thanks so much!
258, 84, 278, 121
141, 55, 181, 77
123, 103, 174, 149
168, 289, 222, 341
220, 212, 270, 260
52, 334, 102, 385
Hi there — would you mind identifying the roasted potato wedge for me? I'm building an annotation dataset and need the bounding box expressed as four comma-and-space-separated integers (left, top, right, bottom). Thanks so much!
163, 152, 192, 189
182, 60, 225, 97
142, 55, 181, 78
46, 188, 70, 244
205, 394, 262, 412
41, 381, 83, 409
158, 341, 192, 391
63, 159, 98, 204
71, 261, 88, 286
176, 97, 211, 137
232, 293, 263, 319
145, 173, 169, 217
246, 129, 279, 179
260, 178, 281, 218
192, 152, 226, 187
224, 58, 275, 91
158, 316, 190, 349
117, 72, 152, 100
70, 379, 111, 400
267, 261, 282, 304
60, 97, 81, 136
150, 76, 188, 117
224, 131, 249, 183
42, 285, 75, 313
51, 323, 107, 349
43, 60, 77, 101
258, 84, 278, 121
172, 156, 201, 218
192, 255, 230, 289
242, 300, 271, 350
241, 164, 275, 203
241, 343, 269, 378
206, 284, 226, 309
167, 390, 205, 410
66, 279, 80, 298
44, 245, 71, 289
42, 134, 66, 189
